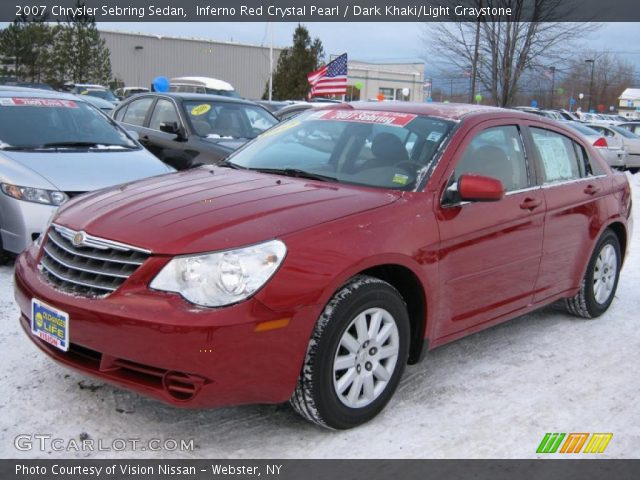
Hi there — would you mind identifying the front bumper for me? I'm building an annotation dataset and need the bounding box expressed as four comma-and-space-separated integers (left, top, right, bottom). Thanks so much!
14, 246, 318, 408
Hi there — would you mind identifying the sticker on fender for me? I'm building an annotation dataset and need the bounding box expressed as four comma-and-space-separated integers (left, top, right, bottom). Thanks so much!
312, 109, 417, 127
0, 98, 78, 108
31, 299, 69, 352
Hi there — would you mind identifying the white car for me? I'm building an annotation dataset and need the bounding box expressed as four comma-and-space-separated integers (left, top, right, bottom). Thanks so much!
561, 121, 628, 170
586, 123, 640, 171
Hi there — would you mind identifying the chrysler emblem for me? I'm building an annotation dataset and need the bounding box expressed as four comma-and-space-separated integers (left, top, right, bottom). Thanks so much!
72, 231, 86, 247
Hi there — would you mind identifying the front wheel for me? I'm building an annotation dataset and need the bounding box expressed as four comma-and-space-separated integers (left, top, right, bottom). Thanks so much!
565, 230, 621, 318
290, 275, 410, 429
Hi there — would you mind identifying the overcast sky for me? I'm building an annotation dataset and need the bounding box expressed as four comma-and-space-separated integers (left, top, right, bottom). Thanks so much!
102, 22, 640, 74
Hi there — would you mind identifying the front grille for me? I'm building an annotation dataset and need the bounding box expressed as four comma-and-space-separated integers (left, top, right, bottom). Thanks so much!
39, 224, 150, 297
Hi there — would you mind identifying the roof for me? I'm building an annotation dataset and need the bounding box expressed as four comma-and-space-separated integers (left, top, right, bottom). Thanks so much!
170, 76, 234, 91
125, 91, 260, 106
0, 86, 76, 100
344, 101, 507, 121
619, 88, 640, 100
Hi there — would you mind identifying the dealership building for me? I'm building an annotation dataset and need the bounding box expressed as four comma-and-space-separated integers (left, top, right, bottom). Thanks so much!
618, 88, 640, 119
100, 30, 426, 101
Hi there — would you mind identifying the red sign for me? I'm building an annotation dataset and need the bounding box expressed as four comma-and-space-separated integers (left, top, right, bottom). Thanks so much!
314, 109, 417, 127
0, 98, 78, 108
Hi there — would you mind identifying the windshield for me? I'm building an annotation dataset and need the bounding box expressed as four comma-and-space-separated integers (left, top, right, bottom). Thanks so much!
0, 97, 137, 149
226, 109, 454, 190
204, 88, 240, 98
184, 101, 278, 139
82, 90, 118, 102
567, 123, 600, 136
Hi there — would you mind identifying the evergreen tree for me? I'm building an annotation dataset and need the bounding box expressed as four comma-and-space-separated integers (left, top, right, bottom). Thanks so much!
52, 0, 112, 85
0, 13, 54, 82
264, 24, 325, 100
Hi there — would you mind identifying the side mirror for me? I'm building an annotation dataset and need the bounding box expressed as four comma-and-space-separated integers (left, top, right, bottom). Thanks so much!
160, 121, 180, 134
458, 174, 505, 202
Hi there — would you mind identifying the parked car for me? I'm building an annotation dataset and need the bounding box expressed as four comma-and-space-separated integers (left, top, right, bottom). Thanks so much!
15, 103, 631, 429
112, 92, 278, 169
0, 87, 173, 256
256, 100, 295, 113
1, 81, 55, 91
74, 94, 115, 115
115, 86, 149, 100
169, 76, 239, 98
273, 102, 315, 121
586, 123, 640, 171
619, 121, 640, 136
560, 121, 628, 170
553, 109, 580, 121
77, 88, 120, 106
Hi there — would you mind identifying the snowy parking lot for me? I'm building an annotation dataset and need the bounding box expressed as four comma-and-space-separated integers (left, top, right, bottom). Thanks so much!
1, 173, 638, 459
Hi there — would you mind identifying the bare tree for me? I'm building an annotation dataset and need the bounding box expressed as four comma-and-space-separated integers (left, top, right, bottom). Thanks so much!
423, 0, 597, 106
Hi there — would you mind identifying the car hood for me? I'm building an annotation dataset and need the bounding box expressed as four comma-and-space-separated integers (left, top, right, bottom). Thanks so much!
54, 167, 401, 255
1, 149, 172, 191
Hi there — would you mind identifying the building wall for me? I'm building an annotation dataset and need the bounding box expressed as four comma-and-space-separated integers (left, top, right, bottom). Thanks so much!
100, 30, 283, 100
348, 61, 425, 102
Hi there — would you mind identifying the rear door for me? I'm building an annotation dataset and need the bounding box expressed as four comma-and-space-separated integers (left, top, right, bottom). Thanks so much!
525, 125, 609, 301
434, 121, 545, 339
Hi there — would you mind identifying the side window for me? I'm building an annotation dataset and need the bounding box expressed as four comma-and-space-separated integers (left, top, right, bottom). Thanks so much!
121, 97, 154, 126
530, 128, 583, 183
455, 125, 529, 192
148, 99, 180, 130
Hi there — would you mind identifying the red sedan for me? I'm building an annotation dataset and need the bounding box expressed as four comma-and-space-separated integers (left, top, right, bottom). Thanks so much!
14, 103, 632, 429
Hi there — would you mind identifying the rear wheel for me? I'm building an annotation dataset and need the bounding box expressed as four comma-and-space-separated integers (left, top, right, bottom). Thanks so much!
290, 275, 410, 429
565, 230, 621, 318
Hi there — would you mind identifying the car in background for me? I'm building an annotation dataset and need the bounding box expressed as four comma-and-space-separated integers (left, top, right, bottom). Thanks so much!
586, 123, 640, 172
0, 87, 173, 256
561, 121, 627, 170
552, 109, 580, 121
112, 92, 278, 169
256, 100, 295, 113
77, 88, 120, 106
511, 107, 563, 121
273, 102, 318, 121
1, 81, 55, 91
619, 122, 640, 136
74, 94, 115, 115
15, 103, 631, 429
169, 77, 239, 98
115, 86, 149, 100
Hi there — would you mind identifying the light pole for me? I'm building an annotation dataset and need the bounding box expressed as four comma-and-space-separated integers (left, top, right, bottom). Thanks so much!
585, 59, 595, 112
548, 66, 556, 109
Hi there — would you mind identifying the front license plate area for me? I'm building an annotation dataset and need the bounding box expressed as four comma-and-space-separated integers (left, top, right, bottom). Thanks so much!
31, 298, 69, 352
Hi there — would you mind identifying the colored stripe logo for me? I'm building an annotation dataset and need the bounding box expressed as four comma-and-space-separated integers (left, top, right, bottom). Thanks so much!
537, 433, 612, 454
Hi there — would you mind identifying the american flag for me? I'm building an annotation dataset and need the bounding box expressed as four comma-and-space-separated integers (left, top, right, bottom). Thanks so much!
307, 53, 348, 97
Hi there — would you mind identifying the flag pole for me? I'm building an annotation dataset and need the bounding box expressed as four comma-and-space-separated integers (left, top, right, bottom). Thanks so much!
268, 22, 273, 102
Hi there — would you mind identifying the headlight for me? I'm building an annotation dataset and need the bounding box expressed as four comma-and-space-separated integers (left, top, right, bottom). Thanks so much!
1, 183, 68, 206
150, 240, 287, 307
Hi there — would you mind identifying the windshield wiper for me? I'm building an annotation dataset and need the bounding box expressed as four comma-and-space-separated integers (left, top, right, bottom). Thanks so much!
217, 159, 245, 169
40, 141, 133, 149
252, 167, 338, 182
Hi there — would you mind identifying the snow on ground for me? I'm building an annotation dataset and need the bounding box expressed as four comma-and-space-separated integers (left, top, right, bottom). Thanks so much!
0, 173, 638, 459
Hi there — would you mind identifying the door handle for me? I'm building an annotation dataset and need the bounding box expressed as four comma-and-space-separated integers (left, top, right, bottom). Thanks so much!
584, 184, 601, 195
520, 197, 542, 211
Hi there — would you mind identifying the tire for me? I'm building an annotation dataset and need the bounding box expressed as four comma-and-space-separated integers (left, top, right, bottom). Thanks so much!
565, 230, 621, 318
290, 275, 410, 429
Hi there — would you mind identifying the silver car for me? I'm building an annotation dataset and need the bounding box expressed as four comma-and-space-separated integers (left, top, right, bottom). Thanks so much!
560, 121, 628, 170
0, 87, 173, 256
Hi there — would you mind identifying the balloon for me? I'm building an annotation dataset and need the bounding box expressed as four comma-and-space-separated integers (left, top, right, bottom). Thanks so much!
401, 87, 410, 97
557, 87, 565, 95
531, 99, 538, 108
569, 97, 577, 105
152, 76, 170, 93
354, 82, 364, 90
376, 93, 385, 101
444, 100, 450, 104
475, 94, 483, 103
427, 97, 433, 103
597, 104, 606, 113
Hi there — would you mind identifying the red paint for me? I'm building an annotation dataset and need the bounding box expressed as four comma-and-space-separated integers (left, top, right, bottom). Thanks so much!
14, 104, 632, 408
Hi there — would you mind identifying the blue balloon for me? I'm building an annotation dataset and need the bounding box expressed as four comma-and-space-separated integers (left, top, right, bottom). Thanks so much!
152, 76, 170, 93
569, 98, 577, 105
531, 99, 538, 108
426, 97, 433, 103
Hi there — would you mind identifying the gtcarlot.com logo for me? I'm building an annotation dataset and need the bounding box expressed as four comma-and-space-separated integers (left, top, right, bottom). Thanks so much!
537, 433, 613, 454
